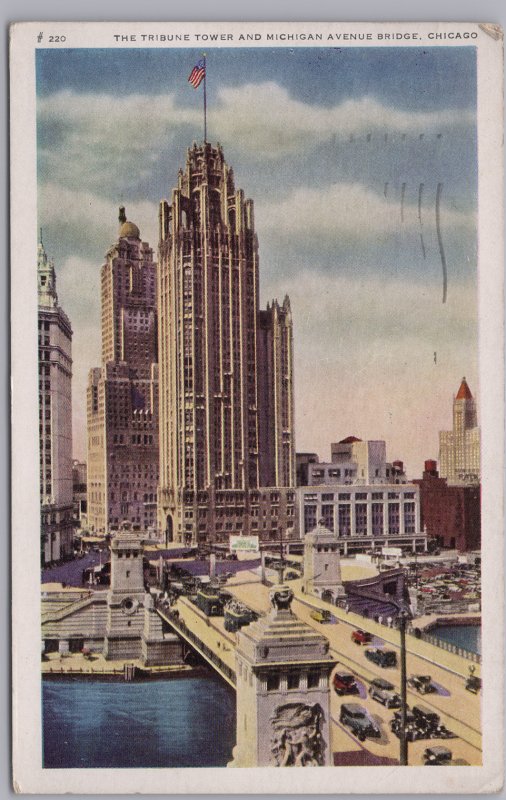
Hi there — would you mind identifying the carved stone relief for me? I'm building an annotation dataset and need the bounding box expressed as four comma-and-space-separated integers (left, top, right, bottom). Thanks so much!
270, 703, 325, 767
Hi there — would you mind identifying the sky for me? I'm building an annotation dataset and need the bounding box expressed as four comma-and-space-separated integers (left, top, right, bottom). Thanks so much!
36, 46, 478, 478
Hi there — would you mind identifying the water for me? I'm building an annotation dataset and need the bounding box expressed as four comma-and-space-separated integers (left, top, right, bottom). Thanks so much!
432, 624, 481, 655
42, 673, 236, 768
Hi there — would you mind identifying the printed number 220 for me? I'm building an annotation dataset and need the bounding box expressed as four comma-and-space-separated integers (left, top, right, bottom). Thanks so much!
49, 35, 66, 42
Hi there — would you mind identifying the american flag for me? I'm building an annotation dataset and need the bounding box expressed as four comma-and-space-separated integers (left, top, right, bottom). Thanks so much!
188, 59, 206, 89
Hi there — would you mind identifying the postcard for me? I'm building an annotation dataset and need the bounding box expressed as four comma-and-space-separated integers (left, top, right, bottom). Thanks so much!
10, 20, 504, 794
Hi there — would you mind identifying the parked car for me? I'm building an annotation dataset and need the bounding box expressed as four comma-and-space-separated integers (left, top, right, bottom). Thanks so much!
423, 746, 452, 765
339, 703, 380, 741
364, 648, 397, 668
333, 672, 360, 696
407, 675, 436, 694
369, 678, 401, 708
310, 608, 331, 623
351, 629, 372, 645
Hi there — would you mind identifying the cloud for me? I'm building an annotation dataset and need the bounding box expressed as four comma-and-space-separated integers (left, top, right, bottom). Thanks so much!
37, 85, 475, 196
54, 256, 102, 458
38, 182, 159, 260
38, 91, 198, 192
214, 83, 475, 157
256, 180, 474, 242
263, 269, 478, 477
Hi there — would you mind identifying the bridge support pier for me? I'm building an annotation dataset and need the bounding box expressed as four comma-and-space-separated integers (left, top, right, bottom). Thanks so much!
230, 585, 335, 767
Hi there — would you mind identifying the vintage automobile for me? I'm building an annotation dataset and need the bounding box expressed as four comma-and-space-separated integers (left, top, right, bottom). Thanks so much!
333, 671, 360, 696
364, 648, 397, 668
390, 709, 421, 742
368, 678, 401, 708
339, 703, 380, 741
412, 705, 440, 727
310, 608, 331, 623
407, 674, 436, 694
423, 746, 452, 765
412, 705, 455, 739
351, 629, 373, 645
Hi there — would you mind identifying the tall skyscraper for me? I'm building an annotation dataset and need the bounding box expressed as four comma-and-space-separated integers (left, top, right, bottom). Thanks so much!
158, 142, 296, 544
257, 297, 295, 488
87, 209, 159, 534
439, 377, 480, 484
38, 235, 74, 564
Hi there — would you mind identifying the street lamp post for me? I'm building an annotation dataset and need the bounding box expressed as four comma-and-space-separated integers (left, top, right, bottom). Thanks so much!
398, 609, 409, 765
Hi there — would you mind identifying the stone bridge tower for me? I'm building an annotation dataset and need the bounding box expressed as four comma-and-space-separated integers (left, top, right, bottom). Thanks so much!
230, 586, 335, 767
103, 534, 146, 659
303, 521, 346, 603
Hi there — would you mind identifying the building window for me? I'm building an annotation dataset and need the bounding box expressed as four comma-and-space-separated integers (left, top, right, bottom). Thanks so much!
287, 672, 300, 690
388, 503, 400, 534
307, 670, 319, 689
321, 504, 334, 531
338, 504, 351, 536
372, 503, 383, 535
355, 503, 368, 535
304, 504, 317, 534
404, 502, 415, 534
267, 673, 280, 691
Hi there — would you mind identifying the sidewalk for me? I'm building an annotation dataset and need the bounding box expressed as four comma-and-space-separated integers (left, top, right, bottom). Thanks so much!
41, 651, 193, 677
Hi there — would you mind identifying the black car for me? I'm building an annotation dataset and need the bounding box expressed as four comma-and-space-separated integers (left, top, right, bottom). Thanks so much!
413, 705, 455, 739
339, 703, 380, 741
407, 675, 436, 694
412, 705, 440, 727
369, 678, 401, 708
423, 746, 452, 765
364, 648, 397, 668
390, 709, 422, 742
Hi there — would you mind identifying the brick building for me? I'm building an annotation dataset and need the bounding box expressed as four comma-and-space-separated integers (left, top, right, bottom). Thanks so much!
414, 461, 481, 552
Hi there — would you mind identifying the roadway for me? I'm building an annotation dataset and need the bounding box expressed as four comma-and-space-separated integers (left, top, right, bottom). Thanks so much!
194, 570, 482, 766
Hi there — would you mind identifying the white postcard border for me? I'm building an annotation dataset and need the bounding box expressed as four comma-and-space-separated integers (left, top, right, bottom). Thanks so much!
10, 20, 504, 795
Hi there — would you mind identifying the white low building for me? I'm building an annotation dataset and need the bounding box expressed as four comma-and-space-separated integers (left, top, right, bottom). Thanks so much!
298, 484, 427, 555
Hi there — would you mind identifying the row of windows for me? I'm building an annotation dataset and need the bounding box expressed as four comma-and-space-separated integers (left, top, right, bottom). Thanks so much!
264, 670, 322, 692
305, 491, 416, 503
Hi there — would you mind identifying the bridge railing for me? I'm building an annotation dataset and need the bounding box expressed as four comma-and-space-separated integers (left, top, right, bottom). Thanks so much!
409, 627, 481, 664
159, 604, 236, 686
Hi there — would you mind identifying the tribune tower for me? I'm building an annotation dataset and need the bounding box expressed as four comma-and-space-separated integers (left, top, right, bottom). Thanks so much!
158, 143, 296, 544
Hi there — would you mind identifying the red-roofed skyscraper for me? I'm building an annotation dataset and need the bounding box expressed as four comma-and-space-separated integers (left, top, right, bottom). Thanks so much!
439, 377, 480, 484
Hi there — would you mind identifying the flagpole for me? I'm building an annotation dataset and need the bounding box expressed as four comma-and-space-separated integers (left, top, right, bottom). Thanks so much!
203, 52, 207, 143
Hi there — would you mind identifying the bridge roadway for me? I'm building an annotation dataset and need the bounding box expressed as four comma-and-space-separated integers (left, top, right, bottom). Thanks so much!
157, 571, 481, 767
